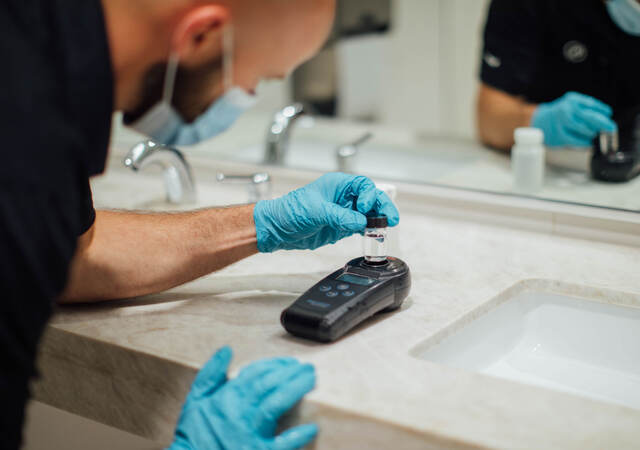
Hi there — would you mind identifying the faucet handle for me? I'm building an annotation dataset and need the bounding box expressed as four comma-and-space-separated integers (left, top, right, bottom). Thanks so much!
216, 172, 272, 203
336, 132, 373, 173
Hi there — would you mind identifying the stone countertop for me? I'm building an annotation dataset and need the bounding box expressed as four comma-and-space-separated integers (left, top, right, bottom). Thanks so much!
33, 154, 640, 449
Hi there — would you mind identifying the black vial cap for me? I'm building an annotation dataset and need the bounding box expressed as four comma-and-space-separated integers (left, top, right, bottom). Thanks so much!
366, 214, 388, 228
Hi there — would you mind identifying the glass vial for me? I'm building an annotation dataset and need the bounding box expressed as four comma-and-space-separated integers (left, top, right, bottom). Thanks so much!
598, 130, 619, 155
364, 215, 388, 264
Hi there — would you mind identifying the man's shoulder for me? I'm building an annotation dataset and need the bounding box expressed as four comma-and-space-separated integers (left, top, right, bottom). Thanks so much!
0, 0, 113, 182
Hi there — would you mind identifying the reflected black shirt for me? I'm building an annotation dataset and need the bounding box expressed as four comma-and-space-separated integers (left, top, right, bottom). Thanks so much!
480, 0, 640, 120
0, 0, 113, 447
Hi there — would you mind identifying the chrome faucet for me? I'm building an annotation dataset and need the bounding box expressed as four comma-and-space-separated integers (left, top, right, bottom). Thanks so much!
336, 132, 373, 173
124, 140, 196, 204
264, 103, 306, 165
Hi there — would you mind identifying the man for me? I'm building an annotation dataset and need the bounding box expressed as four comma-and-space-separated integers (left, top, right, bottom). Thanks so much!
0, 0, 400, 448
476, 0, 640, 150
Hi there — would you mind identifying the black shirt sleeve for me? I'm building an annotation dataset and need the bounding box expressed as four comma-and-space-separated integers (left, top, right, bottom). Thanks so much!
79, 178, 97, 235
480, 0, 544, 97
0, 123, 90, 448
0, 186, 82, 449
0, 0, 112, 447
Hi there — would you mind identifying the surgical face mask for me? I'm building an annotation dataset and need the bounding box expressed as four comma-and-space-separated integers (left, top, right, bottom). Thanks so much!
607, 0, 640, 36
129, 26, 257, 146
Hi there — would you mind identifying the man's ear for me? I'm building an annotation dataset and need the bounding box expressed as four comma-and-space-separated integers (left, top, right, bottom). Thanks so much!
172, 5, 230, 67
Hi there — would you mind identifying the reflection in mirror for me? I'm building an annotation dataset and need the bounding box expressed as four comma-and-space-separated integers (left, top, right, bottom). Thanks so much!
198, 0, 640, 213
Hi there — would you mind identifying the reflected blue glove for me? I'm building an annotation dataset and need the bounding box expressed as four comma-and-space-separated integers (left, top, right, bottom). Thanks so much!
531, 92, 617, 147
169, 347, 317, 450
254, 172, 400, 253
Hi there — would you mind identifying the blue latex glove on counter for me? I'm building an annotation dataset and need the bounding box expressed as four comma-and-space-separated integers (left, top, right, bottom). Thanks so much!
531, 91, 617, 147
254, 172, 400, 253
169, 347, 317, 450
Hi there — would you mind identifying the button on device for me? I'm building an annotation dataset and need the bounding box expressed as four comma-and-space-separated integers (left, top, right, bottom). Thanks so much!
306, 299, 330, 309
336, 284, 350, 291
318, 285, 331, 292
326, 291, 339, 298
342, 290, 355, 297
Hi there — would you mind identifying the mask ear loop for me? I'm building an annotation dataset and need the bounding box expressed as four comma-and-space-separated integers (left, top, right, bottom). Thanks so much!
163, 22, 232, 107
222, 24, 234, 93
162, 52, 180, 106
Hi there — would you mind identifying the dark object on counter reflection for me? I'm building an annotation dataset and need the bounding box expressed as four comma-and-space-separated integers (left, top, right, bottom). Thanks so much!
591, 108, 640, 182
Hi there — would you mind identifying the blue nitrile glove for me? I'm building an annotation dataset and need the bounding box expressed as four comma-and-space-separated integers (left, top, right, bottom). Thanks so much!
531, 91, 617, 147
169, 347, 318, 450
253, 172, 400, 253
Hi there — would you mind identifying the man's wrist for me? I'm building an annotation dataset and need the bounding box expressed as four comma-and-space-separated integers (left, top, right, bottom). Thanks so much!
194, 203, 259, 257
253, 199, 277, 253
521, 102, 538, 128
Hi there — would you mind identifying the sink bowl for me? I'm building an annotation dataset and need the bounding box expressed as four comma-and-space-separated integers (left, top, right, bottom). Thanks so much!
414, 287, 640, 410
90, 169, 253, 212
219, 139, 479, 182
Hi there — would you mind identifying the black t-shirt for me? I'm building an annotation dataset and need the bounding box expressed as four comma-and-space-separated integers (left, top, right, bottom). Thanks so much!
480, 0, 640, 124
0, 0, 112, 447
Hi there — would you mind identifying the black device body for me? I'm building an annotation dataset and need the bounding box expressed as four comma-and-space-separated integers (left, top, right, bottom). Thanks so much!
281, 256, 411, 342
591, 108, 640, 182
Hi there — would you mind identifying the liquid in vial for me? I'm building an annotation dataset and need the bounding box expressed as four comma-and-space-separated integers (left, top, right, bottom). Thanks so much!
363, 215, 388, 264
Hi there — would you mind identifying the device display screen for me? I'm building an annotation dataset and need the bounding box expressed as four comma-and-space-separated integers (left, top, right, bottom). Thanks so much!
336, 273, 376, 286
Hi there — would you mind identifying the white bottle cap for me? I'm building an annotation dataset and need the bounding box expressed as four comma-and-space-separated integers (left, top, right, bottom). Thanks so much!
514, 127, 544, 146
375, 182, 397, 202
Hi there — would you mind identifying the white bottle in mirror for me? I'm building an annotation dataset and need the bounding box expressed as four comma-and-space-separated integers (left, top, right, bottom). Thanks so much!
511, 127, 545, 194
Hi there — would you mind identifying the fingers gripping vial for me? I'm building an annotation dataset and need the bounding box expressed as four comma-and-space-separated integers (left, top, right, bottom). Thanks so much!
253, 173, 399, 253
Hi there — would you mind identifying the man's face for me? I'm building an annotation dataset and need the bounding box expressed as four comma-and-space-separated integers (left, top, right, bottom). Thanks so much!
126, 0, 336, 124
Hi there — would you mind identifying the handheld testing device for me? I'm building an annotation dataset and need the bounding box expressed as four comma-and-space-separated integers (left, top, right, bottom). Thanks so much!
281, 214, 411, 342
591, 109, 640, 182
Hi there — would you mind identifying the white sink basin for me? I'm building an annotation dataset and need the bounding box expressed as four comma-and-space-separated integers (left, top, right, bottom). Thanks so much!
221, 139, 479, 182
415, 289, 640, 410
90, 169, 254, 212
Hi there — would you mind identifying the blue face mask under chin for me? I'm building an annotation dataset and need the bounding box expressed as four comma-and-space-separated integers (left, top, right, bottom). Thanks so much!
135, 87, 257, 146
607, 0, 640, 36
128, 26, 257, 146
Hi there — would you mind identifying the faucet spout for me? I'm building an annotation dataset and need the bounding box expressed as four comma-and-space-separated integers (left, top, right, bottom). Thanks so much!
336, 132, 373, 173
124, 140, 196, 204
264, 103, 306, 165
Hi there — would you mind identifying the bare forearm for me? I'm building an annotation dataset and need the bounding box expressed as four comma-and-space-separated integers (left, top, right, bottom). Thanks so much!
60, 205, 258, 303
476, 83, 537, 151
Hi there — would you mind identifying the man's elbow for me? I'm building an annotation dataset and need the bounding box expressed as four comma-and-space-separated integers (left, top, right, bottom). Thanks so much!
56, 286, 97, 304
476, 117, 513, 151
56, 285, 130, 304
475, 100, 513, 151
56, 289, 90, 304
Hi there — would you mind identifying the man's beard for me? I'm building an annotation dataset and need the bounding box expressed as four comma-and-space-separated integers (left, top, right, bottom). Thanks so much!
124, 55, 224, 124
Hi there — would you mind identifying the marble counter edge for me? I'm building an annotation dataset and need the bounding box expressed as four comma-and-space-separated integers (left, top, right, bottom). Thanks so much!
32, 326, 490, 449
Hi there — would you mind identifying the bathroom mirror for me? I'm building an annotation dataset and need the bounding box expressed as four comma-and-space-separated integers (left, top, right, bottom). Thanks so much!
190, 0, 640, 213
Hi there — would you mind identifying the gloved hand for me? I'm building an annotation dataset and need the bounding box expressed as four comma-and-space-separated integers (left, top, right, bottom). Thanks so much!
531, 91, 617, 147
169, 347, 317, 450
254, 173, 400, 253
